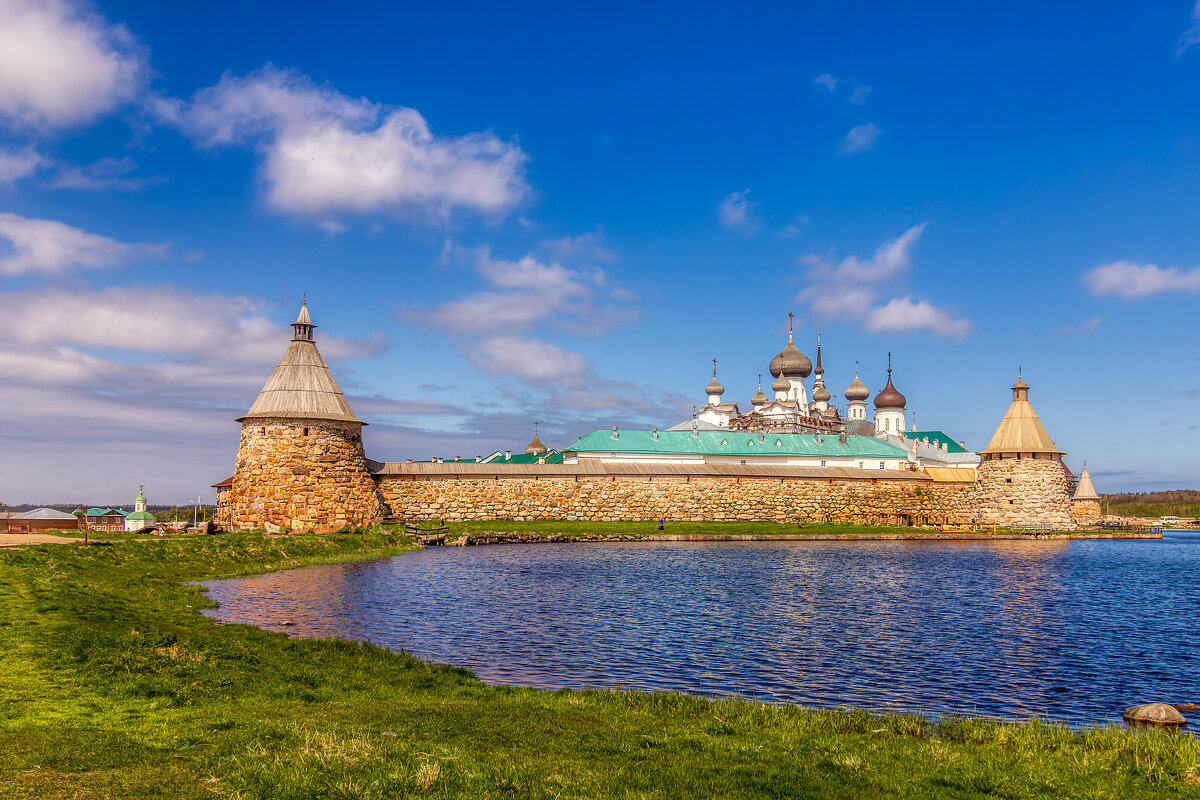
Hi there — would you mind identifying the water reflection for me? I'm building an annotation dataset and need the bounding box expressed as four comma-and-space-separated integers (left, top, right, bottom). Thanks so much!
203, 533, 1200, 723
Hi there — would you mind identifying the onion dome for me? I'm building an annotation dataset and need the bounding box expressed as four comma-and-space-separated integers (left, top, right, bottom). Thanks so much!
772, 373, 791, 393
706, 358, 723, 396
845, 375, 869, 401
751, 373, 768, 405
771, 334, 812, 379
524, 422, 547, 455
813, 384, 831, 403
874, 355, 907, 409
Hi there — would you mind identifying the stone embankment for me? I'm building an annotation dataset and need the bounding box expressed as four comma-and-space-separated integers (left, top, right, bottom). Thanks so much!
441, 530, 1161, 546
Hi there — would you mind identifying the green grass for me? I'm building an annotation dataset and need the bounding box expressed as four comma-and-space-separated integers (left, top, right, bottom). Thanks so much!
0, 531, 1196, 798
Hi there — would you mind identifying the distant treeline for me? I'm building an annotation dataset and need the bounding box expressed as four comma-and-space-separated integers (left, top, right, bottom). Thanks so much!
1102, 490, 1200, 519
1, 502, 214, 523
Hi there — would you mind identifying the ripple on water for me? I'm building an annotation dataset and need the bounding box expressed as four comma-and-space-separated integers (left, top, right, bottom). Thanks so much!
202, 533, 1200, 723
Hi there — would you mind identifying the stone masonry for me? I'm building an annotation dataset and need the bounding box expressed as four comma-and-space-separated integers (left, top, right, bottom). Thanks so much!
377, 472, 979, 525
226, 419, 383, 531
974, 457, 1072, 528
1070, 498, 1102, 525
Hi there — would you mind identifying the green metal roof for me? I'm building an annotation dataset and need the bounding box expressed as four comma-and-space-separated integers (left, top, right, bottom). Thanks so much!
566, 429, 909, 459
480, 450, 564, 465
86, 508, 127, 517
126, 510, 157, 521
904, 430, 969, 453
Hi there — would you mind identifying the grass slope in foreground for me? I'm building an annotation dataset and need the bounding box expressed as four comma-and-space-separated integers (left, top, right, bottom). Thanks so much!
0, 531, 1196, 799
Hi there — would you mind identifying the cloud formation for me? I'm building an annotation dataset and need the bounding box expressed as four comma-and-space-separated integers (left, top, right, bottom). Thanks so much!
1084, 260, 1200, 299
718, 189, 761, 233
1179, 1, 1200, 55
0, 146, 43, 182
838, 122, 882, 154
796, 224, 972, 339
0, 0, 147, 128
47, 156, 143, 191
162, 66, 529, 221
0, 212, 167, 275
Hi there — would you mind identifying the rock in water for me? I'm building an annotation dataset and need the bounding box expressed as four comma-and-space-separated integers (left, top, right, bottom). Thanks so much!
1123, 703, 1187, 725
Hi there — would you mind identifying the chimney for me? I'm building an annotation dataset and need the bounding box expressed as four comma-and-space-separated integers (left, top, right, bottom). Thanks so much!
505, 450, 511, 461
651, 427, 658, 441
611, 426, 619, 440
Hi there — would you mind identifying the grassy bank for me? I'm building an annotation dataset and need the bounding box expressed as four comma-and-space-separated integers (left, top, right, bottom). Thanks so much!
1, 532, 1196, 799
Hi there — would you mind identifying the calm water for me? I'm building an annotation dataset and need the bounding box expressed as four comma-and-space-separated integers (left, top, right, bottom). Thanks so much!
202, 533, 1200, 723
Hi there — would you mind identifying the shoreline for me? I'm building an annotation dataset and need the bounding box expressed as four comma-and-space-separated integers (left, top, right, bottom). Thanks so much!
441, 529, 1163, 545
3, 531, 1196, 797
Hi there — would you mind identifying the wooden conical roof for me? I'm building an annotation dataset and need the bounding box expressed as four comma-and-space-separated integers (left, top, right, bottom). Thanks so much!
1073, 465, 1099, 500
980, 379, 1061, 455
236, 304, 365, 425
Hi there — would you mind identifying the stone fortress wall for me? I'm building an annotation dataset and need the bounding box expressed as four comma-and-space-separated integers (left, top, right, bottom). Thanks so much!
375, 471, 981, 525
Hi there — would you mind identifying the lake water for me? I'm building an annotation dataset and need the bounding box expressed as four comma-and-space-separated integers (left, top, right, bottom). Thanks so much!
201, 533, 1200, 723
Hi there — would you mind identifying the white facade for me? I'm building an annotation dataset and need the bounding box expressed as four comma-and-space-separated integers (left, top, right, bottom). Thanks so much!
875, 408, 906, 436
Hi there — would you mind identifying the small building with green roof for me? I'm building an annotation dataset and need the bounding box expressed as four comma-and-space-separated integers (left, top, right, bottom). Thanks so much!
124, 485, 158, 532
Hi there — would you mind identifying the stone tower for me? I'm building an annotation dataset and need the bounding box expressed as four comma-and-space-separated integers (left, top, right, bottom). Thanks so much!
976, 378, 1072, 529
1070, 464, 1102, 525
226, 302, 382, 532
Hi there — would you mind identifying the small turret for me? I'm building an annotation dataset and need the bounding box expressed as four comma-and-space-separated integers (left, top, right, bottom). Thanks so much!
873, 352, 907, 435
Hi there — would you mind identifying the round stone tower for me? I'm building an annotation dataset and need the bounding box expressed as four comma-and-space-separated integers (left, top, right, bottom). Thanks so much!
976, 378, 1072, 529
227, 302, 382, 532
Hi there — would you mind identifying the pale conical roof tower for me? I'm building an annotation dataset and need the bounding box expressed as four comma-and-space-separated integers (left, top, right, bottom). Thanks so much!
236, 302, 365, 425
1073, 465, 1099, 500
980, 378, 1061, 455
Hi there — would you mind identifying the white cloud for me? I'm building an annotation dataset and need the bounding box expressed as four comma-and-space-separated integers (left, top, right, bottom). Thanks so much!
849, 85, 872, 104
0, 212, 167, 275
864, 297, 972, 339
814, 73, 838, 91
415, 246, 630, 338
1084, 260, 1200, 299
541, 229, 617, 262
0, 286, 380, 365
838, 122, 882, 154
1179, 1, 1200, 55
472, 336, 590, 387
0, 145, 43, 182
0, 0, 147, 128
796, 224, 971, 339
47, 156, 142, 190
318, 220, 347, 236
1057, 315, 1108, 335
718, 189, 760, 233
163, 66, 528, 221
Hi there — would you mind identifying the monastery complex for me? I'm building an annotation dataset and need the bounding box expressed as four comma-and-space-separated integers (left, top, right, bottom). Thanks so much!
214, 304, 1103, 532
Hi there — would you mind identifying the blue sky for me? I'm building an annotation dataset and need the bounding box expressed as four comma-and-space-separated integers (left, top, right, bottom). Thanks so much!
2, 1, 1200, 503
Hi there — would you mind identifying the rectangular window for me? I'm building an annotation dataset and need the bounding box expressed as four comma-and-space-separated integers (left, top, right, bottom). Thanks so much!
879, 462, 885, 470
820, 460, 826, 467
740, 459, 746, 465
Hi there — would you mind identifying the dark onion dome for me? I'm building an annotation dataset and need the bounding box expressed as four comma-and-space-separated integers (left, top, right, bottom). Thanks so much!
706, 377, 724, 396
812, 383, 831, 403
874, 370, 907, 409
751, 386, 769, 405
771, 373, 791, 393
770, 334, 812, 379
844, 375, 869, 401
